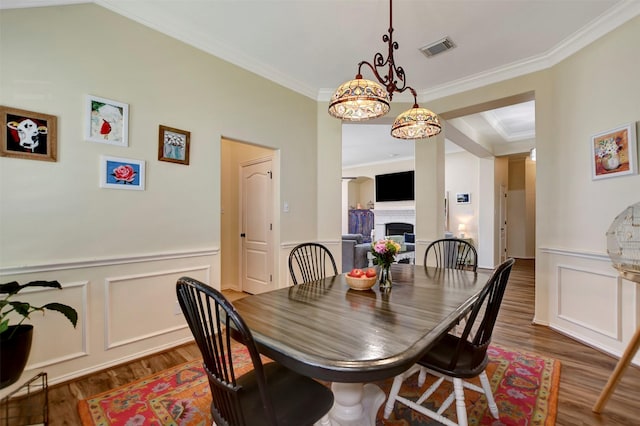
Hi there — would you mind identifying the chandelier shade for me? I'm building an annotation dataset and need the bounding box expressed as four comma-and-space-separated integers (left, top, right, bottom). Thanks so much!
391, 106, 442, 140
328, 0, 442, 140
328, 77, 390, 121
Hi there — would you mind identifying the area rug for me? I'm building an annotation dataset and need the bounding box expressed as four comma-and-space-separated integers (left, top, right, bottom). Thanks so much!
78, 344, 560, 426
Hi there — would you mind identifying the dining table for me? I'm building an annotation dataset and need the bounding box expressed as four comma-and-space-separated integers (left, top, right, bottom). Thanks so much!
232, 263, 493, 426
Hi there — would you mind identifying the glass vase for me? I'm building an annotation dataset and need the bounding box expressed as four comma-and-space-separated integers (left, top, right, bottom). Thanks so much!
378, 263, 392, 290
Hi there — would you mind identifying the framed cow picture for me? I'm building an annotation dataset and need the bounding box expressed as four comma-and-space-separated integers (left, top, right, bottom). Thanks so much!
0, 106, 57, 162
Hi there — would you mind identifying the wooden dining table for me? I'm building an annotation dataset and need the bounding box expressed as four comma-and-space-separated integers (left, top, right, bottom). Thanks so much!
233, 263, 493, 426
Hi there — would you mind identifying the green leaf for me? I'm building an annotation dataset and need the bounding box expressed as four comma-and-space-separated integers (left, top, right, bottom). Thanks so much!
0, 319, 8, 334
0, 280, 61, 295
11, 301, 32, 317
42, 303, 78, 327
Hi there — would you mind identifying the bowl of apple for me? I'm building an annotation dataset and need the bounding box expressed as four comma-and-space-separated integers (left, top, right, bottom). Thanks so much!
345, 268, 377, 291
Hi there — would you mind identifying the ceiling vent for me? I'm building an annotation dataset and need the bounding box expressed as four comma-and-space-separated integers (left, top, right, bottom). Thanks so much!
420, 37, 456, 58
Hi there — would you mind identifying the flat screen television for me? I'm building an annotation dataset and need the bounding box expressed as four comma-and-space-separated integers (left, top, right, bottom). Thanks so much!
375, 171, 414, 202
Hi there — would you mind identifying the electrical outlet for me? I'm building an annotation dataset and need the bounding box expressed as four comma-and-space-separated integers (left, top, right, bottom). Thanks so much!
174, 301, 183, 316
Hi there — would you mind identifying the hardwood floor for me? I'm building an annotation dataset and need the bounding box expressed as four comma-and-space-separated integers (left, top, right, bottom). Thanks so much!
42, 259, 639, 425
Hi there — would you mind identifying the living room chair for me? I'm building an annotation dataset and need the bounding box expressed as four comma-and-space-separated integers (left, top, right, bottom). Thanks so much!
424, 238, 478, 271
288, 242, 338, 285
383, 258, 515, 426
176, 277, 334, 426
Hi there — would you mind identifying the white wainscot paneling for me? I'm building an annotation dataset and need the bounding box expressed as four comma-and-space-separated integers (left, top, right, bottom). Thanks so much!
105, 266, 210, 349
557, 265, 620, 339
24, 281, 88, 369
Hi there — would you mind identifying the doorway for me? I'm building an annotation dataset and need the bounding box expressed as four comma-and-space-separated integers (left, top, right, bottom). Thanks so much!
220, 138, 277, 294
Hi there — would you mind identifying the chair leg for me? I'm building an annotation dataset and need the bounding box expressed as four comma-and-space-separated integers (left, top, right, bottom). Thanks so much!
383, 373, 404, 419
479, 370, 499, 419
452, 378, 469, 426
418, 366, 427, 386
383, 364, 420, 419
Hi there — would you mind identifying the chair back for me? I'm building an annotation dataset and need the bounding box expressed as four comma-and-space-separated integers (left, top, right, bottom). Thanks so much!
288, 242, 338, 285
424, 238, 478, 271
447, 258, 515, 371
176, 277, 277, 426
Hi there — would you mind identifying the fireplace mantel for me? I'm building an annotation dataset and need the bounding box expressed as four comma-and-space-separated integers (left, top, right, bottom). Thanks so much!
372, 209, 415, 239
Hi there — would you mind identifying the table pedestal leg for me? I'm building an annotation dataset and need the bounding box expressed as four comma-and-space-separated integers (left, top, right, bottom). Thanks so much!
592, 326, 640, 413
325, 382, 385, 426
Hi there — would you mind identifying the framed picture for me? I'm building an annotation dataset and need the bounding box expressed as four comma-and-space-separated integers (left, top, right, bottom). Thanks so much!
0, 106, 57, 162
456, 193, 471, 204
85, 95, 129, 147
158, 125, 190, 165
591, 123, 637, 180
100, 155, 145, 191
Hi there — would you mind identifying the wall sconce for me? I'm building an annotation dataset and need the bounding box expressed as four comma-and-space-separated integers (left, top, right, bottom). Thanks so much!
458, 223, 466, 238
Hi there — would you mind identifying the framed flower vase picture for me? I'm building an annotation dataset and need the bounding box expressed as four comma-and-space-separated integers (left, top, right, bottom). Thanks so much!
100, 155, 145, 190
158, 125, 190, 165
85, 95, 129, 147
0, 105, 57, 162
591, 123, 637, 180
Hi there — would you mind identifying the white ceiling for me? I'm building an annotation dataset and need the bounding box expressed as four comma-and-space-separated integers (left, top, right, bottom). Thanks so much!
3, 0, 638, 167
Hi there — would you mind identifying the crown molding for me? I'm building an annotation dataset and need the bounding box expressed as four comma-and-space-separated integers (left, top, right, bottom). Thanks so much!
417, 0, 640, 104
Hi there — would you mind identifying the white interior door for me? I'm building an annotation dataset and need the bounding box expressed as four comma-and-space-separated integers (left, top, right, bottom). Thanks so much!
499, 185, 508, 262
240, 158, 274, 294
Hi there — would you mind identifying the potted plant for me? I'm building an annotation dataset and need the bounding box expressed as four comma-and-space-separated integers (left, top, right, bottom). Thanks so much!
0, 280, 78, 389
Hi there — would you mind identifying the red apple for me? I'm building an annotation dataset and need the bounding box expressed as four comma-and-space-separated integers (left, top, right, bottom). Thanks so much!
348, 268, 364, 278
365, 268, 377, 278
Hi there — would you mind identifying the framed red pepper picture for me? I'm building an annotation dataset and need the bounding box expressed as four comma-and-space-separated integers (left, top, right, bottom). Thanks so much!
85, 95, 129, 147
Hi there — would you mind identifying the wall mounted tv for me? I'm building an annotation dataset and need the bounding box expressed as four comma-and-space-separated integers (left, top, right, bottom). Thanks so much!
375, 171, 415, 202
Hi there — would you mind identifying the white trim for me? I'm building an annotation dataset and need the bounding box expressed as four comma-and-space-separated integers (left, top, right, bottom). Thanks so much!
539, 246, 609, 262
23, 281, 90, 369
42, 336, 195, 387
0, 248, 218, 275
556, 265, 621, 339
104, 265, 211, 350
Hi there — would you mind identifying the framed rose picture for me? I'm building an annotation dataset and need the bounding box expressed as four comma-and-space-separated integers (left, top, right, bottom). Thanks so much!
85, 95, 129, 147
591, 123, 637, 180
100, 155, 145, 190
0, 105, 57, 162
158, 125, 190, 165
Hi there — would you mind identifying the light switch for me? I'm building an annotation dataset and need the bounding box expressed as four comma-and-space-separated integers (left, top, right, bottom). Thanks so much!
283, 202, 289, 212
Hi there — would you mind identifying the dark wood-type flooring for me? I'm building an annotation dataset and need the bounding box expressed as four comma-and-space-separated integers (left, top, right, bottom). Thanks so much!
35, 259, 640, 424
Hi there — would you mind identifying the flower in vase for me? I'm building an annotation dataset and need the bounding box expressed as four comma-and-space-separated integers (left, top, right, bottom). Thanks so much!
371, 239, 402, 267
595, 137, 621, 159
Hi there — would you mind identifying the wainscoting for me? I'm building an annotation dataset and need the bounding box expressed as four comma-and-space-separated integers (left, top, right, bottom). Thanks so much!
539, 247, 639, 366
0, 248, 219, 396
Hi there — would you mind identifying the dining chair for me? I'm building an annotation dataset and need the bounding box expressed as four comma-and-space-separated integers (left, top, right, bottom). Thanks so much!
176, 277, 334, 426
424, 238, 478, 271
383, 258, 515, 426
288, 242, 338, 285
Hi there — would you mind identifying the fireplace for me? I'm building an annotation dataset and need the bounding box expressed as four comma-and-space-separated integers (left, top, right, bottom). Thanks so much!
372, 209, 415, 240
385, 222, 413, 235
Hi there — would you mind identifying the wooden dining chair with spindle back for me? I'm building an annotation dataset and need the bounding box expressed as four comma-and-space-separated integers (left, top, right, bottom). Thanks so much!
424, 238, 478, 271
176, 277, 334, 426
288, 242, 338, 285
383, 258, 515, 426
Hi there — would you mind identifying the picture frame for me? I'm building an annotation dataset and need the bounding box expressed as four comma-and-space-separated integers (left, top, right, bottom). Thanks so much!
85, 95, 129, 147
158, 125, 190, 165
100, 155, 145, 191
456, 193, 471, 204
591, 123, 637, 180
0, 106, 57, 162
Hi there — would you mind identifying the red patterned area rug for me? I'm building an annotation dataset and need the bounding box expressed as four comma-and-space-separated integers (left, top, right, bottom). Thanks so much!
78, 344, 560, 426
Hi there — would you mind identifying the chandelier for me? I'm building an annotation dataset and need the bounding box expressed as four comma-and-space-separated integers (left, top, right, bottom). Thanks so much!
328, 0, 442, 140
